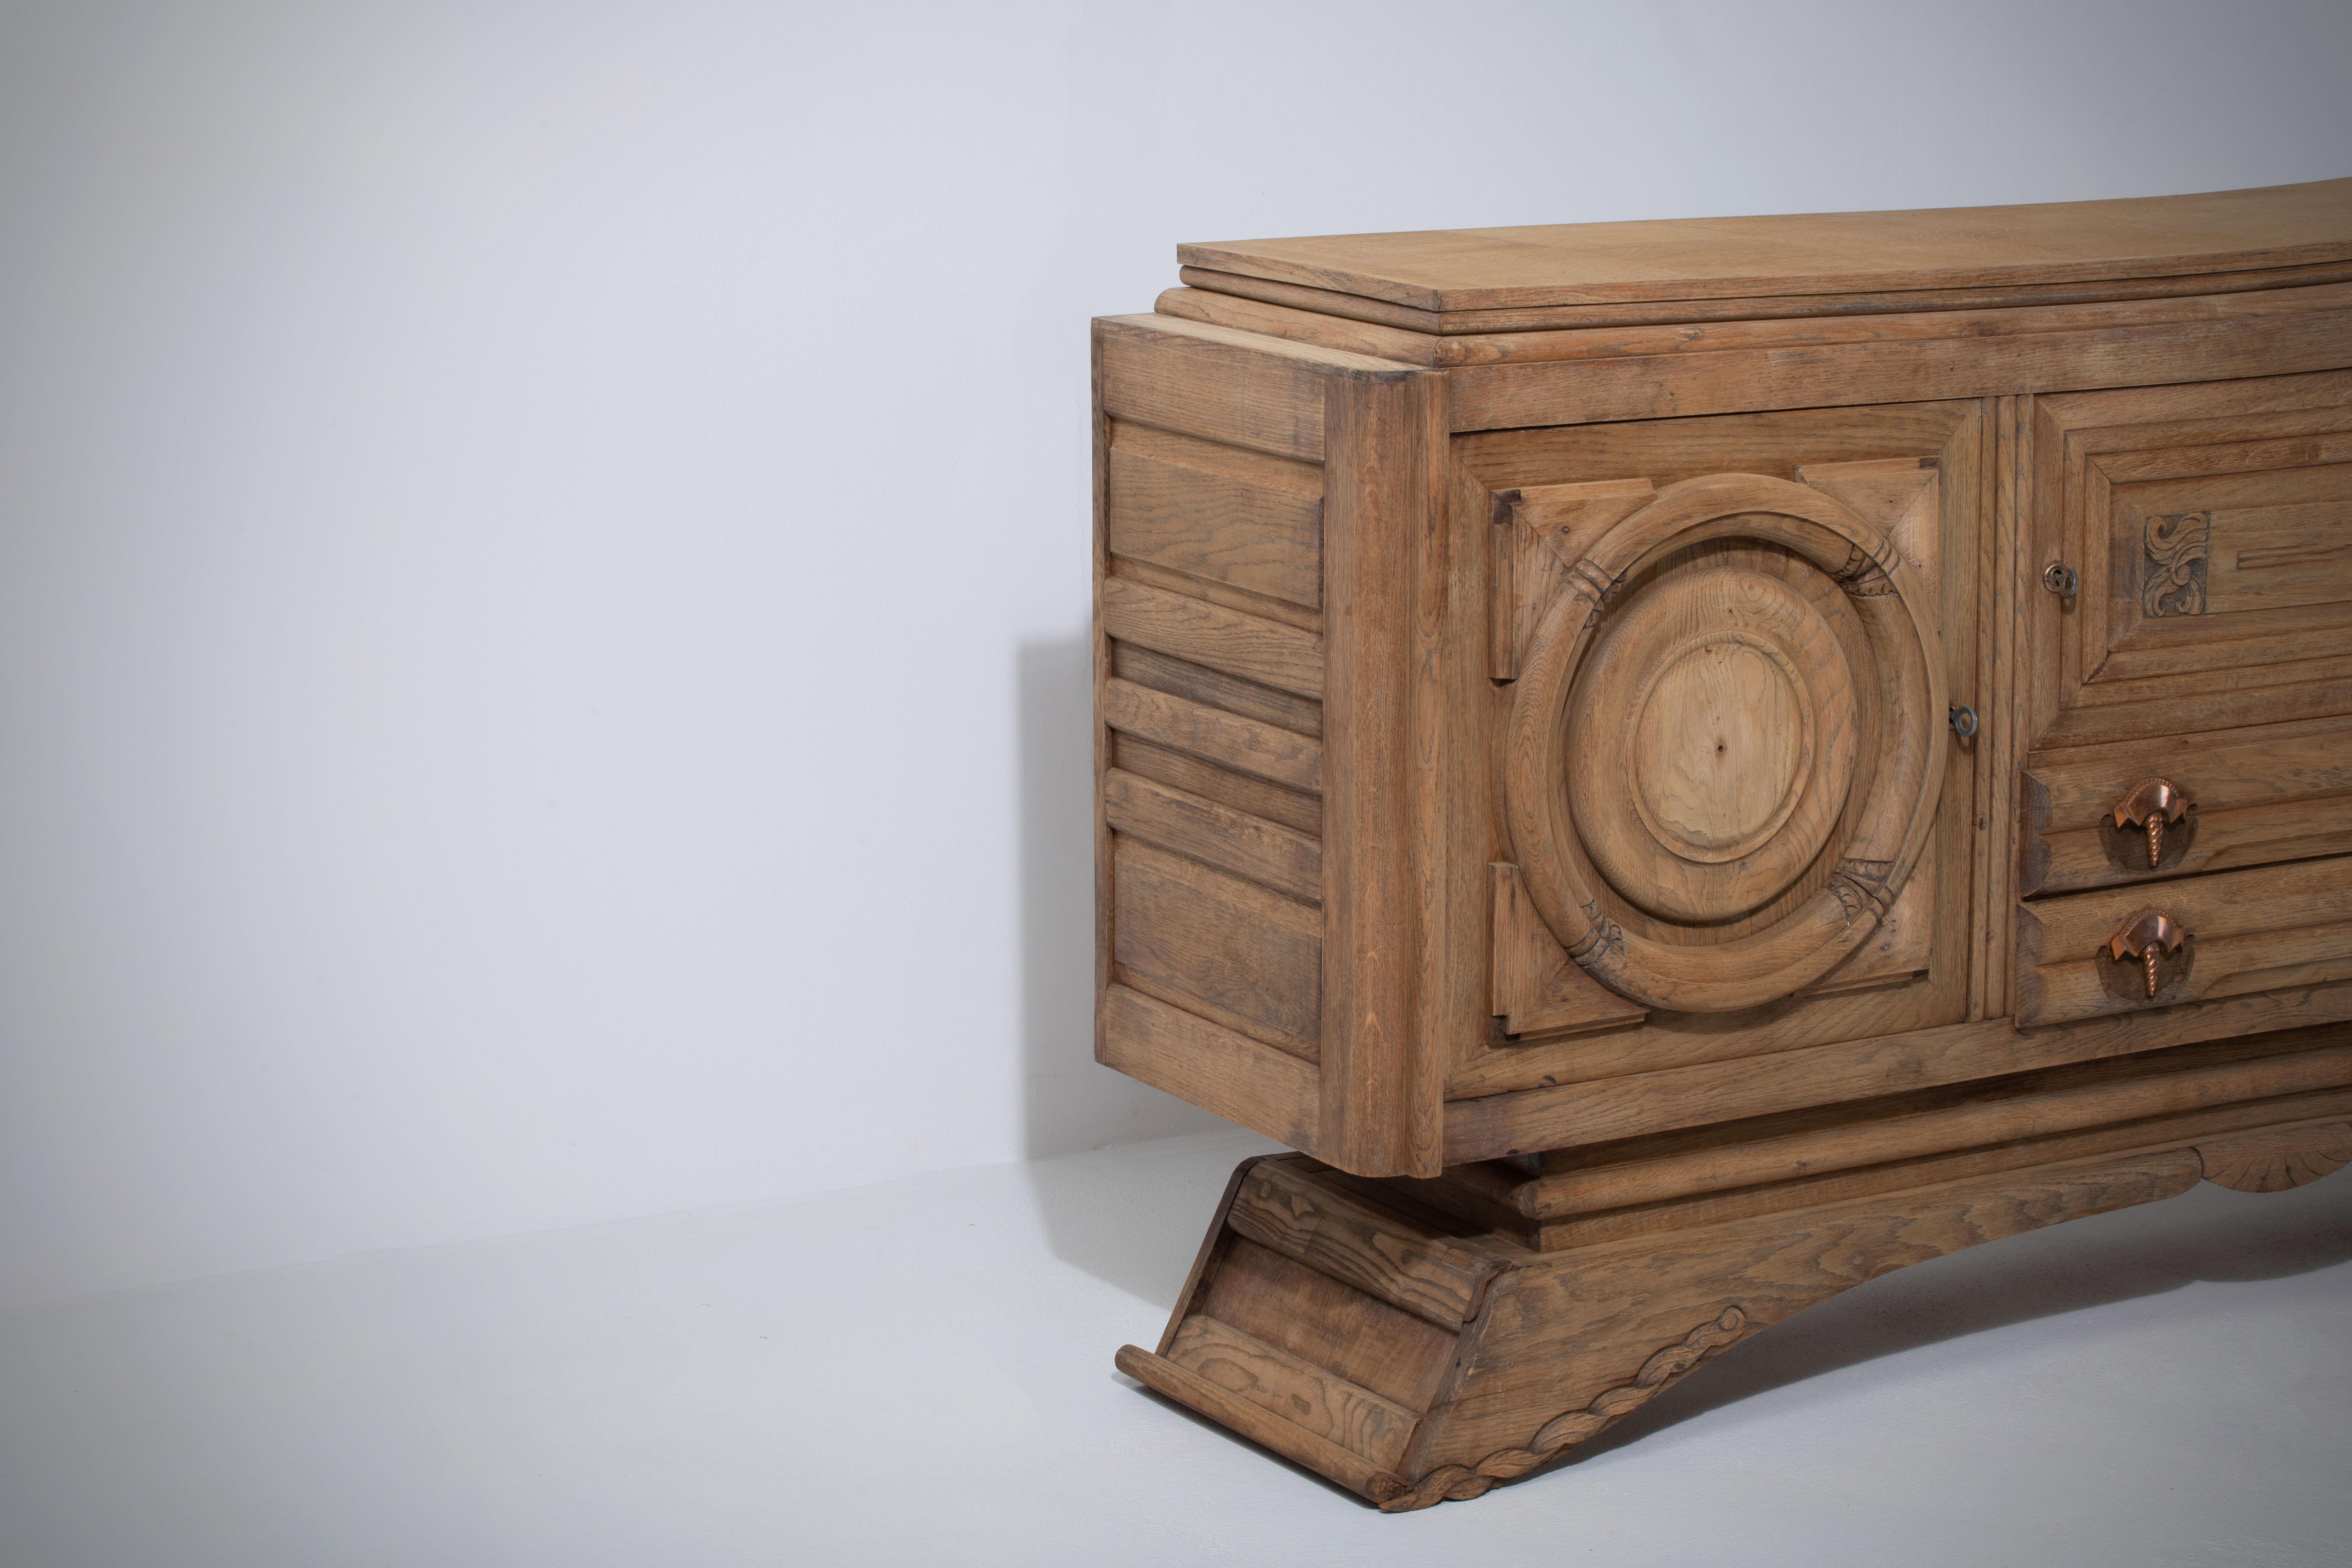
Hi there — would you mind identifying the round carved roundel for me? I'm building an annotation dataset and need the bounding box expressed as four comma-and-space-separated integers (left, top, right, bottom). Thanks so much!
1505, 473, 1947, 1014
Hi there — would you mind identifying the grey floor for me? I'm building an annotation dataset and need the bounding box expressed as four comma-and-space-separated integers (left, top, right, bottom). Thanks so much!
3, 1127, 2348, 1567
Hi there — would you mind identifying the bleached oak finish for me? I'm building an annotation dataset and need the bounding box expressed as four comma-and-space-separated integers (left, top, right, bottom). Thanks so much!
1094, 181, 2352, 1505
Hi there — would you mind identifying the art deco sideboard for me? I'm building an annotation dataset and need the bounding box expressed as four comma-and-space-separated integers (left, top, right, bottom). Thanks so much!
1090, 179, 2352, 1510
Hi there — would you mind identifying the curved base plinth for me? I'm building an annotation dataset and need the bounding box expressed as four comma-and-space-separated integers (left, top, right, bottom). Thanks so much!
1119, 1123, 2351, 1511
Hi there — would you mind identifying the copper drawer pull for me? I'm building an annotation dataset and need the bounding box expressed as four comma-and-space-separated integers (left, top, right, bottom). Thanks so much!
2109, 910, 2188, 998
2112, 778, 2191, 868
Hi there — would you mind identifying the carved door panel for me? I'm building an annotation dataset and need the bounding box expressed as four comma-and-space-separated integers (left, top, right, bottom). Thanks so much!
1504, 472, 1946, 1012
1458, 404, 1984, 1101
2028, 369, 2352, 750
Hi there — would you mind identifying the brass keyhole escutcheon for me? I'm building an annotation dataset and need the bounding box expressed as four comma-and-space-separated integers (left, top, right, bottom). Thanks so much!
2112, 778, 2191, 869
2108, 910, 2188, 999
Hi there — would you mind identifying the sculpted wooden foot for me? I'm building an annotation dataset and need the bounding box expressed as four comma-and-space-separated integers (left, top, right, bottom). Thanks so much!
1118, 1133, 2349, 1511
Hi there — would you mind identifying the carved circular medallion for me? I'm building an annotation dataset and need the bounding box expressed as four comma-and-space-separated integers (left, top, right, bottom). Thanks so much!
1505, 474, 1947, 1014
1569, 569, 1857, 923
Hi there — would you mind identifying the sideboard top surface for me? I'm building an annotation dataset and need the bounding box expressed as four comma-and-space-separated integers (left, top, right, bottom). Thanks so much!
1178, 178, 2352, 316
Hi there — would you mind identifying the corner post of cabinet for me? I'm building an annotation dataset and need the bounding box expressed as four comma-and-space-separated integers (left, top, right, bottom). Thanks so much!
1318, 364, 1451, 1178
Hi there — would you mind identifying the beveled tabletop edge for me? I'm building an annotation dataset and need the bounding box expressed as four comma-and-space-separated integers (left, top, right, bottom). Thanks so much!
1177, 179, 2352, 314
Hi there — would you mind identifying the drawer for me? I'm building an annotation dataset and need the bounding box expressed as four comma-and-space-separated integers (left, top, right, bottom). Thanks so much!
2018, 715, 2352, 896
2014, 854, 2352, 1027
2029, 370, 2352, 748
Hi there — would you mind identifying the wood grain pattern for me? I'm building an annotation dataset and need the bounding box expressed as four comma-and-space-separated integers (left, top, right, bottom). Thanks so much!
1444, 294, 2352, 433
1103, 769, 1321, 903
2196, 1121, 2352, 1192
1443, 981, 2352, 1161
2014, 853, 2352, 1027
1316, 367, 1444, 1176
2029, 370, 2352, 750
1201, 1234, 1458, 1413
1164, 1314, 1420, 1469
1097, 983, 1318, 1148
1449, 1088, 2352, 1250
1453, 402, 1983, 1100
1162, 270, 2352, 361
1115, 1343, 1406, 1498
2018, 716, 2352, 896
1175, 180, 2352, 314
1096, 314, 1409, 461
1226, 1156, 1501, 1330
1409, 1150, 2203, 1492
1101, 678, 1321, 793
1100, 575, 1325, 699
1099, 187, 2352, 1500
1124, 1143, 2313, 1507
1502, 1033, 2352, 1216
1110, 642, 1320, 737
1106, 421, 1323, 608
1112, 733, 1321, 836
1503, 473, 1947, 1012
1488, 862, 1649, 1040
1112, 837, 1320, 1053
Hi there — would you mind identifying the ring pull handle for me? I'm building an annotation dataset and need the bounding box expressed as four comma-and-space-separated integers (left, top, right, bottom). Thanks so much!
2112, 778, 2191, 868
2108, 910, 2188, 999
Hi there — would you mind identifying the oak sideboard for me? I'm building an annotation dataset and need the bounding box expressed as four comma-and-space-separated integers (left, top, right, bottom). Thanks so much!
1091, 179, 2352, 1510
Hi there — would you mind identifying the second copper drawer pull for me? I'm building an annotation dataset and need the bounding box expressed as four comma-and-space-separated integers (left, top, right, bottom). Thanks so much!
2109, 910, 2189, 998
2112, 778, 2191, 868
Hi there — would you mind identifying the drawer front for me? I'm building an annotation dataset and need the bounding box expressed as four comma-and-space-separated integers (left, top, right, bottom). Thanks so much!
2019, 715, 2352, 896
2014, 853, 2352, 1027
2030, 370, 2352, 749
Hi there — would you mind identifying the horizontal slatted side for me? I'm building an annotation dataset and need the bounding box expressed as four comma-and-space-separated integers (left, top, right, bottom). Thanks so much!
1101, 576, 1323, 698
1112, 734, 1320, 836
1109, 642, 1320, 735
1096, 312, 1406, 461
1106, 423, 1323, 608
1101, 678, 1321, 793
1112, 838, 1320, 1056
1098, 985, 1318, 1148
1104, 769, 1321, 905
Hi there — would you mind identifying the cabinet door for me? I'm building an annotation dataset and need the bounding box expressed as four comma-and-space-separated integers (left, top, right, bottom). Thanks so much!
2028, 369, 2352, 750
1454, 403, 1984, 1101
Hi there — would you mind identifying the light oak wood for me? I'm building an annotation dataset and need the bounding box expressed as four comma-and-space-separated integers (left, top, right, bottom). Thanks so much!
2196, 1120, 2352, 1191
1099, 576, 1324, 699
1162, 269, 2352, 360
2015, 854, 2352, 1027
1162, 1314, 1420, 1470
1122, 1140, 2337, 1509
1105, 421, 1323, 608
1175, 181, 2352, 316
2018, 716, 2352, 896
1094, 183, 2352, 1501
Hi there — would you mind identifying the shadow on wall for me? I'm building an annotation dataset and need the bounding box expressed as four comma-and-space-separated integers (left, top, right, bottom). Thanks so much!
1016, 635, 1237, 1296
1016, 635, 1225, 1160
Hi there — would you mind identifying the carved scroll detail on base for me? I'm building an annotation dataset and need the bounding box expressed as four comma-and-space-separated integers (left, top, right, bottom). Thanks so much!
1372, 1306, 1753, 1513
2195, 1122, 2352, 1193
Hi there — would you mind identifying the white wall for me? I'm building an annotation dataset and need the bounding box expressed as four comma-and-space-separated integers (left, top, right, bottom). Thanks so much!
2, 0, 2344, 1310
